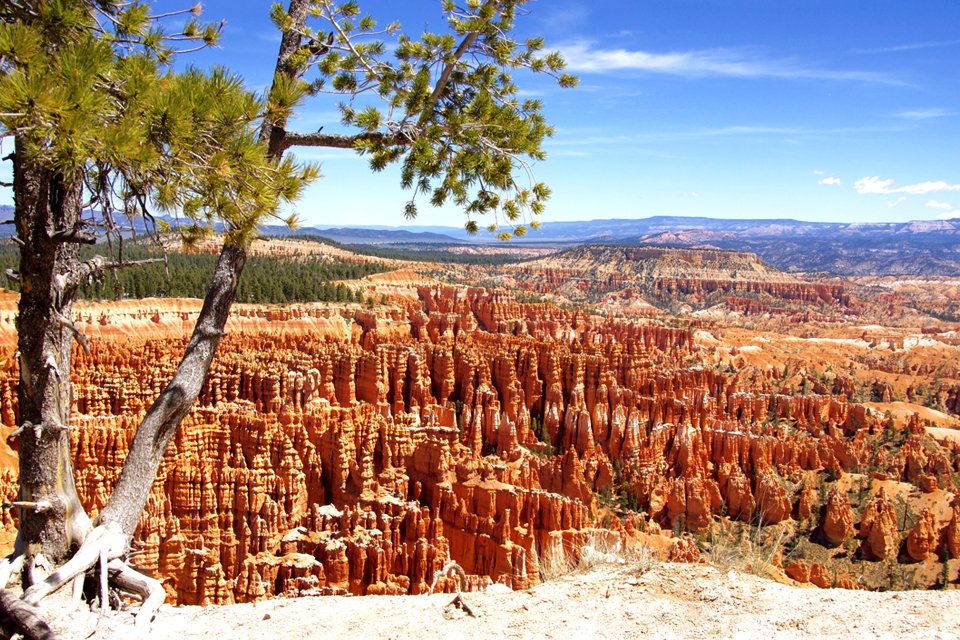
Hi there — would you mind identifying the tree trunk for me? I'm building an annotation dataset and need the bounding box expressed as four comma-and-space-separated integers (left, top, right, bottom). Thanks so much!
96, 243, 246, 537
8, 1, 299, 613
93, 0, 301, 539
16, 242, 247, 617
11, 139, 92, 573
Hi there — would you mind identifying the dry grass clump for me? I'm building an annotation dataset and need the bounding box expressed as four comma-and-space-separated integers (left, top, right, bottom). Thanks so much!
538, 530, 658, 582
701, 520, 791, 578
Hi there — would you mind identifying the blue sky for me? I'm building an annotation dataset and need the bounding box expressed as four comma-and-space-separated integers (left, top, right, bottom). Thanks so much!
6, 1, 960, 230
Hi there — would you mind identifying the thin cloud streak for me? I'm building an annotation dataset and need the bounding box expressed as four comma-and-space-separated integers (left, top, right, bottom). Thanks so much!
852, 40, 960, 54
894, 108, 954, 120
559, 42, 901, 85
550, 124, 907, 147
855, 176, 960, 195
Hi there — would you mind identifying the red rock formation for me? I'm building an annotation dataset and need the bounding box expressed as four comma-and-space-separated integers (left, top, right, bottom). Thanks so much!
858, 490, 900, 561
946, 497, 960, 559
785, 561, 833, 588
905, 508, 939, 562
0, 283, 954, 602
794, 481, 818, 522
668, 534, 702, 563
821, 489, 854, 547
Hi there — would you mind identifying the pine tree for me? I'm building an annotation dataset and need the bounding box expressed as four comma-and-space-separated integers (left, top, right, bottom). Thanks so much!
0, 1, 316, 632
0, 1, 573, 632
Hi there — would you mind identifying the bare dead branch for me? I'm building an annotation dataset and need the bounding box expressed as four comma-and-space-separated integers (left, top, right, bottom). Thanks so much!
281, 129, 408, 151
6, 500, 53, 513
65, 255, 166, 289
55, 311, 91, 356
50, 228, 96, 244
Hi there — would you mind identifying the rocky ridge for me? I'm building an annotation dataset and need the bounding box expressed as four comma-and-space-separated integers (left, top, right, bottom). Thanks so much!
504, 245, 850, 313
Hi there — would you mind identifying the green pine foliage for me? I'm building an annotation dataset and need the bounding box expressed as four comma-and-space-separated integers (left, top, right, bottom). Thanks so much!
0, 242, 384, 304
273, 0, 576, 239
0, 1, 318, 248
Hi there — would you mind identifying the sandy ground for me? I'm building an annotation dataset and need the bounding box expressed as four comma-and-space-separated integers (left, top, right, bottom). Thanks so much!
35, 562, 960, 640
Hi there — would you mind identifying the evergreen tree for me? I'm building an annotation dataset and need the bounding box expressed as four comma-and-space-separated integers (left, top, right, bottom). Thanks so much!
0, 1, 316, 632
0, 1, 572, 632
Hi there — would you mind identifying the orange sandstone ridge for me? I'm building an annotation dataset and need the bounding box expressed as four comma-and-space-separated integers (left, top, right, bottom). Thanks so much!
0, 283, 957, 604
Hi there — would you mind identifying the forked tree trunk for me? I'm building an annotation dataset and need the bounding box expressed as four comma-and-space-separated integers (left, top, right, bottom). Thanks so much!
94, 0, 305, 537
96, 244, 246, 537
6, 2, 298, 621
11, 140, 92, 573
3, 143, 248, 633
10, 216, 249, 626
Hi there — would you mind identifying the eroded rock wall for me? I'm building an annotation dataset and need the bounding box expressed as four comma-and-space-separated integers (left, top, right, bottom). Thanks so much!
0, 286, 956, 600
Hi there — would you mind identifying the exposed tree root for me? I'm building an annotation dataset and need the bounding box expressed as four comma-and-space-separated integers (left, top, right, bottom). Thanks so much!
0, 552, 25, 590
429, 561, 476, 619
443, 593, 476, 618
23, 524, 128, 606
0, 522, 167, 633
0, 589, 56, 640
107, 559, 165, 628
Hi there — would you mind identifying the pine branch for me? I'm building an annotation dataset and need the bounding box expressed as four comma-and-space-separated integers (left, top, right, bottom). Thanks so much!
280, 129, 409, 150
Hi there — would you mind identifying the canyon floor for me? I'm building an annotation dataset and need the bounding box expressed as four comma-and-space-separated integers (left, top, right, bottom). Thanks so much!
44, 561, 960, 640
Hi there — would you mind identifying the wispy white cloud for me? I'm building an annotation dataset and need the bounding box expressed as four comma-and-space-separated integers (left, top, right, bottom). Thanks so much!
926, 199, 954, 211
855, 176, 960, 195
936, 212, 959, 220
818, 177, 841, 186
887, 197, 907, 207
813, 169, 825, 176
559, 41, 899, 84
894, 108, 954, 120
853, 40, 960, 54
549, 149, 593, 158
256, 30, 281, 44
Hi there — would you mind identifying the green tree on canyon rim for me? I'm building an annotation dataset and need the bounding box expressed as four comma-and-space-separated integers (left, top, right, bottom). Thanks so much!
0, 0, 573, 634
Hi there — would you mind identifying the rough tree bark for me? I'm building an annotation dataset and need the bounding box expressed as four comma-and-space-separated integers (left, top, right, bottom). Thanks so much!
4, 140, 92, 576
7, 2, 311, 627
0, 142, 91, 640
96, 244, 246, 536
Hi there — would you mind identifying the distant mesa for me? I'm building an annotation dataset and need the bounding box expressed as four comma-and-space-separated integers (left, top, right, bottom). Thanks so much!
505, 244, 850, 314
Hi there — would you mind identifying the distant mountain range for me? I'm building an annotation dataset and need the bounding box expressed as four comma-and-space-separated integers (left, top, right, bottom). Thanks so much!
2, 204, 956, 276
302, 215, 960, 245
303, 216, 960, 276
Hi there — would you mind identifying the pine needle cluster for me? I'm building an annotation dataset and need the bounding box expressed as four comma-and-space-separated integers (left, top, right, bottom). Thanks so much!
271, 0, 577, 239
0, 1, 318, 249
